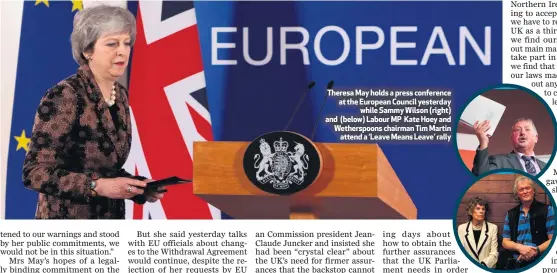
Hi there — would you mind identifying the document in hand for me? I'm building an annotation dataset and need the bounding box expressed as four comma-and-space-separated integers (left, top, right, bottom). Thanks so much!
459, 95, 506, 136
146, 177, 191, 190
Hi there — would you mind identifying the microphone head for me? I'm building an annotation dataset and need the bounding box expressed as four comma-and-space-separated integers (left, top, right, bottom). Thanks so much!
308, 81, 316, 89
327, 81, 334, 89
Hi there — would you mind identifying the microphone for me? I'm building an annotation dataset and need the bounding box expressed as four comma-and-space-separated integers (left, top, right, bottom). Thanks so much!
310, 81, 334, 140
284, 81, 316, 130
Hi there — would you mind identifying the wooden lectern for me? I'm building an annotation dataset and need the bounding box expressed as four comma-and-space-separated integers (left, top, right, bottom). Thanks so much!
193, 141, 417, 219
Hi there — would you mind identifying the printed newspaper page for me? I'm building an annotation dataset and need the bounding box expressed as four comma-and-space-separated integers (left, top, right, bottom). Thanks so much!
0, 0, 557, 273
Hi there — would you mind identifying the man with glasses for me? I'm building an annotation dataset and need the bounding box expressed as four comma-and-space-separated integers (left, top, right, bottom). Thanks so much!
472, 118, 546, 176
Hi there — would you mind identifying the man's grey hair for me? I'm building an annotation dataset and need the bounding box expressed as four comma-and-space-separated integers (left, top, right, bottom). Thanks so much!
511, 118, 538, 135
513, 175, 537, 200
71, 5, 136, 65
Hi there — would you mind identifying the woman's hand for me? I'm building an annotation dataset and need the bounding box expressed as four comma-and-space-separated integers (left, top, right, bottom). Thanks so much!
95, 177, 147, 199
144, 179, 166, 203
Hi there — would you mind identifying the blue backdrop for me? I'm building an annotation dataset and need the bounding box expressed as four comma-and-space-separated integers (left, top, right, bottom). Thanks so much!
5, 1, 78, 219
194, 1, 502, 219
5, 1, 502, 219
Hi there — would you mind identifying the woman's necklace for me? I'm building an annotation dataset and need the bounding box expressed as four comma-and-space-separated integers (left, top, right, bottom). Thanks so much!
106, 84, 116, 106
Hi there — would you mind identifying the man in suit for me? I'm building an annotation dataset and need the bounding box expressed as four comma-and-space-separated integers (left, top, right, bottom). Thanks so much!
500, 176, 554, 269
472, 118, 546, 176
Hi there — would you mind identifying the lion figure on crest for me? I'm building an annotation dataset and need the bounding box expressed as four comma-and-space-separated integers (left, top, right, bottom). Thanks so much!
254, 139, 274, 180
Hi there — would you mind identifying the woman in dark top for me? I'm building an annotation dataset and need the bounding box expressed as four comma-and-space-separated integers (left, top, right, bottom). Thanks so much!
457, 196, 499, 268
22, 5, 164, 219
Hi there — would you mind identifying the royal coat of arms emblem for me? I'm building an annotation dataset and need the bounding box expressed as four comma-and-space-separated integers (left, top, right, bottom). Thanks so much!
243, 131, 321, 195
254, 137, 310, 189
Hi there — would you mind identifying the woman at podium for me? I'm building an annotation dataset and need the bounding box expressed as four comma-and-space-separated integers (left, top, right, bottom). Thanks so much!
22, 5, 164, 219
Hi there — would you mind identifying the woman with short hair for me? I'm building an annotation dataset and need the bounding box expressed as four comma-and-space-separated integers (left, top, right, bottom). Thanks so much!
457, 196, 499, 268
23, 5, 164, 219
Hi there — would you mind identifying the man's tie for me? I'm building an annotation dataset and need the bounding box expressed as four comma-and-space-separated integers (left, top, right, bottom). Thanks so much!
522, 155, 537, 175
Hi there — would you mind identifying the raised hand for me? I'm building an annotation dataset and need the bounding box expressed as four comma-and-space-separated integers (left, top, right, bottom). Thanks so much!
473, 120, 491, 150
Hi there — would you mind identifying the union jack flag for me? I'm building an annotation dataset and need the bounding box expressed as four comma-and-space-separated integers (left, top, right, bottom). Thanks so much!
123, 1, 219, 219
